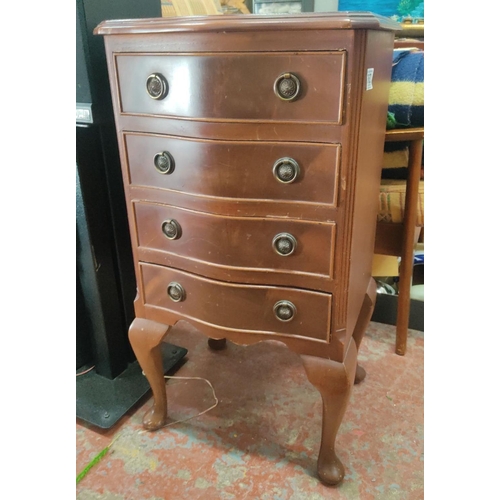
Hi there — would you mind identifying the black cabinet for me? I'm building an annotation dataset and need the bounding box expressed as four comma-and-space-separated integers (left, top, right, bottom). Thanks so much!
76, 0, 162, 374
76, 0, 187, 428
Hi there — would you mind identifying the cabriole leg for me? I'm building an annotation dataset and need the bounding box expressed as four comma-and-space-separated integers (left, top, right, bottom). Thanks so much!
353, 278, 378, 384
301, 339, 357, 486
129, 318, 171, 430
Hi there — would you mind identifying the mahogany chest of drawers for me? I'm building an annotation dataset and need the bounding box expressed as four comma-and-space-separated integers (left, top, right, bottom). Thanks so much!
96, 13, 399, 485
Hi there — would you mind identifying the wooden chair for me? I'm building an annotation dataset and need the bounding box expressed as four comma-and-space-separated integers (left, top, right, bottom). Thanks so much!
374, 127, 424, 355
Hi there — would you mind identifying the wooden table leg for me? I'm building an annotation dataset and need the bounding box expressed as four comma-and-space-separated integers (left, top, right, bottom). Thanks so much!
129, 318, 171, 430
353, 278, 378, 384
396, 138, 423, 356
301, 338, 357, 486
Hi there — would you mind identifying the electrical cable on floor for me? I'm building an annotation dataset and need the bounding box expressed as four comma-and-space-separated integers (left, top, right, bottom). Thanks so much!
142, 375, 219, 430
76, 365, 95, 377
76, 375, 218, 484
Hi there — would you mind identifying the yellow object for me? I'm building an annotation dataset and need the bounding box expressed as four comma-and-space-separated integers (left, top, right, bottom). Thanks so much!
161, 0, 223, 16
161, 2, 177, 16
372, 254, 399, 277
382, 148, 409, 169
388, 82, 424, 107
221, 0, 251, 13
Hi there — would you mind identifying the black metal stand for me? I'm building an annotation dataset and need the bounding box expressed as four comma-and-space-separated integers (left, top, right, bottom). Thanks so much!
77, 342, 187, 429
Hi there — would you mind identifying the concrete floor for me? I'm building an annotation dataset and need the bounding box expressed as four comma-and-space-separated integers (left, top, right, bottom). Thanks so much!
76, 321, 424, 499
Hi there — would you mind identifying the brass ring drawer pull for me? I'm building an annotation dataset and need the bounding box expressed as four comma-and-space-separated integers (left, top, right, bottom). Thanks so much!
273, 157, 300, 184
154, 151, 175, 175
167, 282, 185, 302
161, 219, 182, 240
146, 73, 168, 100
274, 300, 297, 322
274, 72, 301, 101
272, 233, 297, 256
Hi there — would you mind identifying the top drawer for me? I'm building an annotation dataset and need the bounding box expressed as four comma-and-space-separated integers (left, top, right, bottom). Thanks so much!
115, 52, 346, 124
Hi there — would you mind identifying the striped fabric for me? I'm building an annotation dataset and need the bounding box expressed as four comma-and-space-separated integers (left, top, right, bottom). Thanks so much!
377, 49, 424, 228
382, 141, 409, 170
378, 179, 424, 226
388, 49, 424, 128
383, 148, 409, 169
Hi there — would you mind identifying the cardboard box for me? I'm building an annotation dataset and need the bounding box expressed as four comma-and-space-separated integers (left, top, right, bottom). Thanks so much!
372, 254, 399, 277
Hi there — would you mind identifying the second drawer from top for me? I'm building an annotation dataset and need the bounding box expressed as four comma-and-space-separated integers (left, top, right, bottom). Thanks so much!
124, 133, 340, 207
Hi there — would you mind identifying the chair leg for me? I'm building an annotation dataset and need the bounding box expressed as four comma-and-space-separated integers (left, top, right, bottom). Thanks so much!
129, 318, 171, 430
396, 137, 423, 355
395, 276, 412, 356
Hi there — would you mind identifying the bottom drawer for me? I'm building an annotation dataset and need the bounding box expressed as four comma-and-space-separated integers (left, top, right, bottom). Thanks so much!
140, 263, 332, 343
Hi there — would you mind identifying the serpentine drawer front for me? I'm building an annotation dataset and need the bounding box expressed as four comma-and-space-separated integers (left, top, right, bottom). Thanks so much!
96, 13, 399, 486
140, 263, 332, 342
124, 133, 341, 206
116, 52, 346, 123
133, 201, 336, 278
